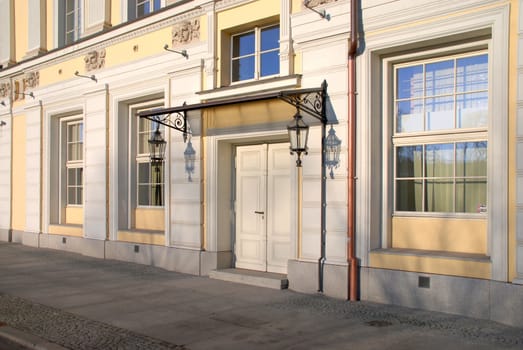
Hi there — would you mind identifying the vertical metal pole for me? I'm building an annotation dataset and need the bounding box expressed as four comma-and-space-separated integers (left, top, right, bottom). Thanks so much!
318, 80, 328, 293
318, 121, 327, 292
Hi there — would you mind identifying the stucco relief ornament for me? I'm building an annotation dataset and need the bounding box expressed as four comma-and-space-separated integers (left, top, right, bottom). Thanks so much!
23, 72, 40, 90
172, 19, 200, 46
0, 81, 10, 98
84, 49, 106, 71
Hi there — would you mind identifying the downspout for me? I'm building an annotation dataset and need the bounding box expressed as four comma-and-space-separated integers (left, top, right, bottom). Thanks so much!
347, 0, 358, 301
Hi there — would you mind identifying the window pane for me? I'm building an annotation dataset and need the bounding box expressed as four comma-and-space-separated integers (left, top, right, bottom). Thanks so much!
396, 100, 423, 133
138, 185, 150, 206
457, 54, 488, 92
396, 146, 422, 178
425, 143, 453, 178
138, 162, 150, 183
151, 184, 163, 206
138, 132, 149, 154
232, 56, 255, 82
68, 168, 76, 186
456, 179, 487, 213
396, 179, 423, 211
260, 51, 279, 77
425, 96, 454, 130
426, 59, 454, 96
426, 179, 453, 212
77, 168, 83, 186
77, 188, 83, 204
397, 65, 423, 99
154, 0, 161, 10
68, 188, 76, 205
456, 142, 487, 177
457, 92, 488, 128
261, 26, 279, 51
232, 32, 255, 57
66, 14, 74, 32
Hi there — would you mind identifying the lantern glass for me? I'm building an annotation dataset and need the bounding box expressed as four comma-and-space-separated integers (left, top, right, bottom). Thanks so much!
184, 140, 196, 181
325, 125, 341, 178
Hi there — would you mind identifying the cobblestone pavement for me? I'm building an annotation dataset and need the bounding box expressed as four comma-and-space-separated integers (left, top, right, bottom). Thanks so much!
0, 242, 522, 350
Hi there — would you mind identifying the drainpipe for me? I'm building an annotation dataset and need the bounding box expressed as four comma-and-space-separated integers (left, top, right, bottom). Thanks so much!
347, 0, 358, 301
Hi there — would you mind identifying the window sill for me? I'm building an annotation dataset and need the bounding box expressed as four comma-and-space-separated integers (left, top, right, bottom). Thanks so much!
197, 74, 302, 101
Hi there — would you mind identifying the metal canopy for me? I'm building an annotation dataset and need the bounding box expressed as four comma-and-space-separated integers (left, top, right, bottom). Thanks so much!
136, 80, 327, 138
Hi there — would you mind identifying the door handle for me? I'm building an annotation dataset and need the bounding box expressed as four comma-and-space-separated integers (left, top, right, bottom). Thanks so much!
254, 211, 265, 214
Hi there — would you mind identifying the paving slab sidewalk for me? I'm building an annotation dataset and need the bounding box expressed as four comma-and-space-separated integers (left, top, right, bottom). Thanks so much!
0, 242, 522, 350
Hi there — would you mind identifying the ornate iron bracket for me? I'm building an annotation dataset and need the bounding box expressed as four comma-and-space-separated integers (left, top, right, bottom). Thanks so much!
278, 80, 327, 124
138, 102, 189, 142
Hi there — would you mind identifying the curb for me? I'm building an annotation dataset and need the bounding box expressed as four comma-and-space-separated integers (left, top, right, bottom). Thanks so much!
0, 325, 68, 350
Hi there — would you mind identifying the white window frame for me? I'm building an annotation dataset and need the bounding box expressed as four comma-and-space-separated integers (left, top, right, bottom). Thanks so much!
391, 50, 489, 218
64, 119, 84, 207
124, 0, 164, 21
54, 0, 83, 47
230, 24, 280, 83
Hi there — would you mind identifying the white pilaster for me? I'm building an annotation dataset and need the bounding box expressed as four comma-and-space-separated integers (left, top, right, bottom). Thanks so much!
83, 84, 108, 240
515, 0, 523, 284
26, 0, 47, 58
24, 100, 42, 234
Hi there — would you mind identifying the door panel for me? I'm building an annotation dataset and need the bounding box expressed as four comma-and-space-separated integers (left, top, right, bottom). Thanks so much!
235, 145, 267, 271
267, 144, 292, 273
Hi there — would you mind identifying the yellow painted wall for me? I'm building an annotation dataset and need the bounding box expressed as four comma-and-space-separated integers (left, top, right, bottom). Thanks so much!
370, 251, 491, 279
12, 115, 26, 231
46, 0, 54, 50
508, 0, 518, 282
65, 207, 83, 225
134, 208, 165, 231
392, 217, 487, 254
14, 0, 29, 62
48, 224, 83, 237
111, 0, 122, 27
118, 230, 165, 245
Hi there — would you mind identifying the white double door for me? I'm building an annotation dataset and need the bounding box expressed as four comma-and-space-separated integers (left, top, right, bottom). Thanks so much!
235, 143, 292, 274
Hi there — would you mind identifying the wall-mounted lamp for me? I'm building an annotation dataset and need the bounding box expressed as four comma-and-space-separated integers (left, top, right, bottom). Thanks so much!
303, 0, 331, 20
287, 112, 309, 167
15, 91, 35, 99
163, 44, 188, 59
74, 71, 97, 82
0, 101, 5, 106
0, 121, 6, 126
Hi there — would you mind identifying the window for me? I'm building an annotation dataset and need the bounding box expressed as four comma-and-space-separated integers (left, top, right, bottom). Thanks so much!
66, 120, 84, 206
393, 52, 488, 214
137, 117, 164, 207
61, 0, 81, 46
231, 25, 279, 82
128, 0, 161, 21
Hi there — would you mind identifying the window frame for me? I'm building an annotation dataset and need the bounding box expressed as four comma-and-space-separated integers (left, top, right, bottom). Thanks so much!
230, 24, 280, 84
391, 50, 489, 218
127, 0, 162, 21
64, 119, 84, 207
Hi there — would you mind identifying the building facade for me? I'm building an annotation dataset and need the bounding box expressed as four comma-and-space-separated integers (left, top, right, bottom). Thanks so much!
1, 0, 522, 327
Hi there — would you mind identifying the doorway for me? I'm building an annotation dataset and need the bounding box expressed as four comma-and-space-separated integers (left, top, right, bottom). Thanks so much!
235, 143, 292, 274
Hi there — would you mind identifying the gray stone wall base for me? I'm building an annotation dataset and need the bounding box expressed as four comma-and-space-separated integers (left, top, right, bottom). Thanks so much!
490, 281, 523, 327
11, 230, 24, 243
288, 260, 349, 299
81, 238, 105, 259
22, 231, 39, 247
361, 267, 523, 328
0, 228, 10, 242
200, 251, 233, 276
105, 241, 201, 275
40, 234, 84, 255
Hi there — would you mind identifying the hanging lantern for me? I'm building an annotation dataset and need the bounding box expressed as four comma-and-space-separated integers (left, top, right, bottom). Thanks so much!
148, 124, 166, 165
324, 125, 341, 179
287, 112, 309, 167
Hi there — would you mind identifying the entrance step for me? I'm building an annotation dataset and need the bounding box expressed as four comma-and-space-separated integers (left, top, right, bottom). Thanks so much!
209, 268, 289, 290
